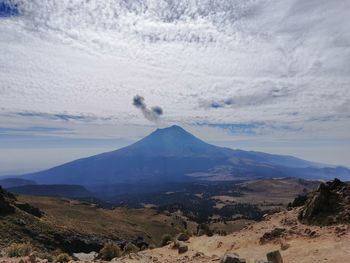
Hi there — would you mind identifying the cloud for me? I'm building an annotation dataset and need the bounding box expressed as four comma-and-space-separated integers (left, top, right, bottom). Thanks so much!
0, 1, 19, 17
15, 111, 107, 122
132, 95, 163, 122
202, 86, 294, 109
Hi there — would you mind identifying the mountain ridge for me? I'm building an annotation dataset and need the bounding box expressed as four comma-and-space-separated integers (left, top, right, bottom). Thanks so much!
19, 125, 350, 185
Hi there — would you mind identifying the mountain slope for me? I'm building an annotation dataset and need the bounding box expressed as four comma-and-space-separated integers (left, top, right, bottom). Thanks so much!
8, 184, 92, 199
22, 125, 349, 185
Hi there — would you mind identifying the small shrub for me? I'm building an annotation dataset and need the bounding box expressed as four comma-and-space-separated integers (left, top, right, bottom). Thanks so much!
213, 228, 228, 236
197, 223, 213, 237
123, 242, 139, 254
148, 244, 156, 250
55, 253, 71, 263
160, 234, 173, 246
99, 242, 122, 261
6, 243, 32, 257
36, 252, 54, 262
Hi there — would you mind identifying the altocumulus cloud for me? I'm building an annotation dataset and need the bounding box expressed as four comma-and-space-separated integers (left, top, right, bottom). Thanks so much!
0, 0, 349, 145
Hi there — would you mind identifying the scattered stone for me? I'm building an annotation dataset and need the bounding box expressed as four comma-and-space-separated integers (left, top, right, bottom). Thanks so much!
73, 251, 98, 261
260, 228, 286, 244
128, 253, 141, 260
334, 226, 348, 237
176, 233, 190, 242
194, 252, 204, 257
221, 252, 246, 263
266, 250, 283, 263
177, 241, 188, 254
279, 239, 290, 250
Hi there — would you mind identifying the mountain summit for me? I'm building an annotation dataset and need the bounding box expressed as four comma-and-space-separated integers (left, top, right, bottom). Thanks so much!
22, 125, 350, 185
120, 125, 230, 157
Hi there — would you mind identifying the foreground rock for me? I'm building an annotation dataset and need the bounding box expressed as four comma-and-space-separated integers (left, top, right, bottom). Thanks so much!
266, 250, 283, 263
221, 252, 245, 263
298, 178, 350, 225
0, 186, 16, 214
177, 233, 190, 242
177, 241, 188, 254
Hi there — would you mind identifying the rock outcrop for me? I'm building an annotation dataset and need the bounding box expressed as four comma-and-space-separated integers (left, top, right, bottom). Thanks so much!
0, 186, 16, 214
0, 186, 43, 217
298, 178, 350, 225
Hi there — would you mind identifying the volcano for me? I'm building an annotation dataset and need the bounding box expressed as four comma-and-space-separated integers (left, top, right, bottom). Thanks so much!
22, 125, 350, 185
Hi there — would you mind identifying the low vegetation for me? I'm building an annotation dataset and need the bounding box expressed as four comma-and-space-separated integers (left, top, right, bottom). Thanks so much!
160, 234, 173, 246
99, 242, 122, 261
55, 253, 71, 263
123, 242, 139, 254
6, 242, 32, 257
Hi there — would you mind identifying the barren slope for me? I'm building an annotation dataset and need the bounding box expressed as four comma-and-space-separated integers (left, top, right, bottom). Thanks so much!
113, 209, 350, 263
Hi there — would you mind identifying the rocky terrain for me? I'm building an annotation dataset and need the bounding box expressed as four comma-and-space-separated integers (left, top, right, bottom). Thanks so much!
1, 179, 349, 262
108, 208, 349, 263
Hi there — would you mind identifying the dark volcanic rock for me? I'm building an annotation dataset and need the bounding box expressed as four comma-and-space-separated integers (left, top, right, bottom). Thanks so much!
259, 228, 286, 244
288, 194, 308, 208
221, 252, 246, 263
266, 250, 283, 263
177, 241, 188, 254
298, 178, 350, 225
0, 186, 16, 214
15, 202, 44, 218
0, 185, 44, 217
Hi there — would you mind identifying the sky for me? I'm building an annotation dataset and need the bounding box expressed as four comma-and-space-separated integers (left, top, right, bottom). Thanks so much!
0, 0, 350, 175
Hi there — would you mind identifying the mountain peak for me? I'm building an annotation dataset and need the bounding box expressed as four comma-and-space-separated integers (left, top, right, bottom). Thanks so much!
149, 125, 194, 139
125, 124, 219, 157
155, 124, 187, 133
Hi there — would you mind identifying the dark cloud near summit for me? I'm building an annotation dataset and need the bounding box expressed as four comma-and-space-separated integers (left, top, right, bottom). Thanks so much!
151, 106, 163, 115
132, 95, 163, 121
133, 95, 146, 109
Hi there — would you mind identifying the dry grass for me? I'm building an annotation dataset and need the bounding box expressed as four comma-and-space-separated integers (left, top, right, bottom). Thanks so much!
6, 243, 32, 257
99, 243, 122, 261
55, 253, 71, 263
16, 195, 196, 245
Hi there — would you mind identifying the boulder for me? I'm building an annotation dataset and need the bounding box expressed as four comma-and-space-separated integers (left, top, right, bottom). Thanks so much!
176, 233, 190, 242
279, 239, 290, 251
259, 228, 286, 244
221, 252, 246, 263
177, 241, 188, 254
298, 178, 350, 225
266, 250, 283, 263
0, 186, 15, 214
15, 202, 43, 218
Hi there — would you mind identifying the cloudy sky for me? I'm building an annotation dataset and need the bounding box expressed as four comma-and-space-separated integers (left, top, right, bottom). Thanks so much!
0, 0, 350, 175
